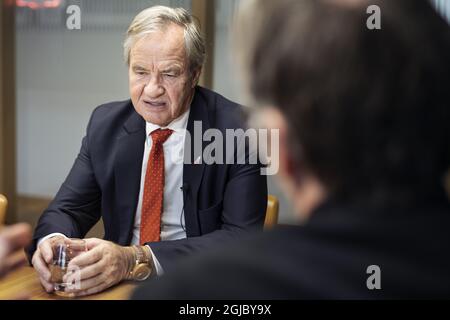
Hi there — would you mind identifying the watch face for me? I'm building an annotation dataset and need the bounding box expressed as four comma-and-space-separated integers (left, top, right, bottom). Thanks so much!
133, 264, 152, 281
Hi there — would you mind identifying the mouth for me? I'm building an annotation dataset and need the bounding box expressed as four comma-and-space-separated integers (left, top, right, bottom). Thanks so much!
143, 100, 167, 109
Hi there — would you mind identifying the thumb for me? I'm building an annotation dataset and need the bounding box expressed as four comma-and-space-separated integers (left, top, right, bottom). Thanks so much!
40, 240, 55, 264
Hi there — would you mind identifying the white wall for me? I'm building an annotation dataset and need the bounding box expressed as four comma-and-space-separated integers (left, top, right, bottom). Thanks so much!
212, 0, 241, 103
16, 31, 130, 197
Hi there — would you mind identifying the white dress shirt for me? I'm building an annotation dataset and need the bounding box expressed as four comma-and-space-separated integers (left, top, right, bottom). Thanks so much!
131, 109, 190, 274
39, 109, 190, 276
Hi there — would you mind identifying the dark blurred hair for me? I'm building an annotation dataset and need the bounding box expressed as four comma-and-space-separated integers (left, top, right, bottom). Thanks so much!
238, 0, 450, 206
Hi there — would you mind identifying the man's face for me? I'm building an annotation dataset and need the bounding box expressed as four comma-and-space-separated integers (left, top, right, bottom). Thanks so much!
129, 24, 198, 126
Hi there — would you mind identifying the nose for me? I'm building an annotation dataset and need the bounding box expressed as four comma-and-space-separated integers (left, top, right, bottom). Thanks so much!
143, 74, 165, 98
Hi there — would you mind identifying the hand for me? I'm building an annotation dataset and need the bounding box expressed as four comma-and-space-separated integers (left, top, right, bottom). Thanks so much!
64, 238, 135, 297
31, 235, 65, 293
0, 223, 32, 279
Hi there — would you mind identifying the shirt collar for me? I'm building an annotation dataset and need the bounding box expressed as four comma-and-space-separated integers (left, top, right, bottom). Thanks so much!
145, 108, 191, 137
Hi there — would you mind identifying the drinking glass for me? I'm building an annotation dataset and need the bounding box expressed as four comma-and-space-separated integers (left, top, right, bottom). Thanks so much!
49, 238, 87, 297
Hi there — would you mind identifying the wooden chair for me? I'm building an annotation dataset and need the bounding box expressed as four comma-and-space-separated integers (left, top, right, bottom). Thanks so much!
0, 194, 7, 226
264, 195, 279, 229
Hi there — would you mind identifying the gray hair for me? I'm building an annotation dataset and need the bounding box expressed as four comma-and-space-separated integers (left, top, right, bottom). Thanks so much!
124, 6, 205, 74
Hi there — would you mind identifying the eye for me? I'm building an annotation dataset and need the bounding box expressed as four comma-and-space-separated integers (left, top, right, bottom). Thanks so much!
163, 73, 176, 78
133, 68, 147, 76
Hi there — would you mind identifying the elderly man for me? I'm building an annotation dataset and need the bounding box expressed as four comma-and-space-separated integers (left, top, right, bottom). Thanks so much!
133, 0, 450, 299
27, 6, 267, 297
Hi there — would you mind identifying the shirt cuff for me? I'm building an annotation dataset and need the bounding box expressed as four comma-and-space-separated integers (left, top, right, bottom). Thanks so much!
146, 245, 164, 276
37, 233, 68, 248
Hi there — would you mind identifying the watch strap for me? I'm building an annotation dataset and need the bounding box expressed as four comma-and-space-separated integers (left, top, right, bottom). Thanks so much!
127, 245, 153, 281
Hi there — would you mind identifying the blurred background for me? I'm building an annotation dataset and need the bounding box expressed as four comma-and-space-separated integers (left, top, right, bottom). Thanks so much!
0, 0, 449, 235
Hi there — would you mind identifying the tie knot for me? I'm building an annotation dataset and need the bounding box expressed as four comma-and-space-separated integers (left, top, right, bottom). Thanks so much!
151, 129, 173, 145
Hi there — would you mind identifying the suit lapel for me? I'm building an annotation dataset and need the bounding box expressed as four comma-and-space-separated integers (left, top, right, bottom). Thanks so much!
183, 89, 209, 237
113, 90, 209, 242
114, 109, 146, 245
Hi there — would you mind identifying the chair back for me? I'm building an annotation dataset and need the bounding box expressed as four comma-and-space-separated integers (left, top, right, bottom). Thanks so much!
0, 194, 7, 226
264, 195, 279, 229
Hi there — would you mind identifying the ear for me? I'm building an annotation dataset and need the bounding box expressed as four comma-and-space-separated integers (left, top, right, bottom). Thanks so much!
263, 107, 326, 220
278, 118, 301, 188
265, 107, 299, 179
191, 68, 202, 88
262, 107, 303, 194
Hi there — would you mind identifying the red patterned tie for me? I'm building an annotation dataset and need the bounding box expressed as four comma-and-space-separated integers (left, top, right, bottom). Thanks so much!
140, 129, 173, 244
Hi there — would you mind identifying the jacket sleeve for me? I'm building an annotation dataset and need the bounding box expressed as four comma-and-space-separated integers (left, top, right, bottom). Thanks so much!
25, 109, 102, 262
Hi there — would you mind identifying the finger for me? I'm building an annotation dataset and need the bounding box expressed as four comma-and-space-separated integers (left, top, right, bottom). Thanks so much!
39, 239, 56, 265
69, 280, 110, 297
65, 271, 106, 293
64, 261, 102, 283
0, 224, 32, 252
4, 250, 28, 273
32, 251, 51, 282
68, 247, 102, 269
39, 276, 54, 293
83, 238, 103, 250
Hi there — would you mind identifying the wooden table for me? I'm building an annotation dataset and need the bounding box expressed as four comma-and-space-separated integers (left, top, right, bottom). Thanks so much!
0, 266, 137, 300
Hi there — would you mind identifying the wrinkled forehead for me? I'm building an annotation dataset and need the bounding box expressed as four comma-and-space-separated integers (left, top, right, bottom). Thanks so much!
130, 24, 188, 66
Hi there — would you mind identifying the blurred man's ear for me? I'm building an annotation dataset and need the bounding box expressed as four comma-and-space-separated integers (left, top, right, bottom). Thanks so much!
262, 107, 326, 221
262, 107, 299, 199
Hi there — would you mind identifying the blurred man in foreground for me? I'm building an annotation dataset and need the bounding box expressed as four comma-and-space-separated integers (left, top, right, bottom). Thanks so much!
132, 0, 450, 299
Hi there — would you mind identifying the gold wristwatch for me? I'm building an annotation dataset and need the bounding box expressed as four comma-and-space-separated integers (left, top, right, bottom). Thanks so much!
129, 245, 153, 281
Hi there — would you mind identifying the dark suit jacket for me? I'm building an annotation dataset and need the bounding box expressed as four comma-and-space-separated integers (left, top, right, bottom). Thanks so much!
26, 87, 267, 269
132, 189, 450, 299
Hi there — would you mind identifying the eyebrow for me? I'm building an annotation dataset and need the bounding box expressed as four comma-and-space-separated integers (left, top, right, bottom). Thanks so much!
131, 64, 183, 74
132, 65, 147, 71
162, 67, 181, 73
